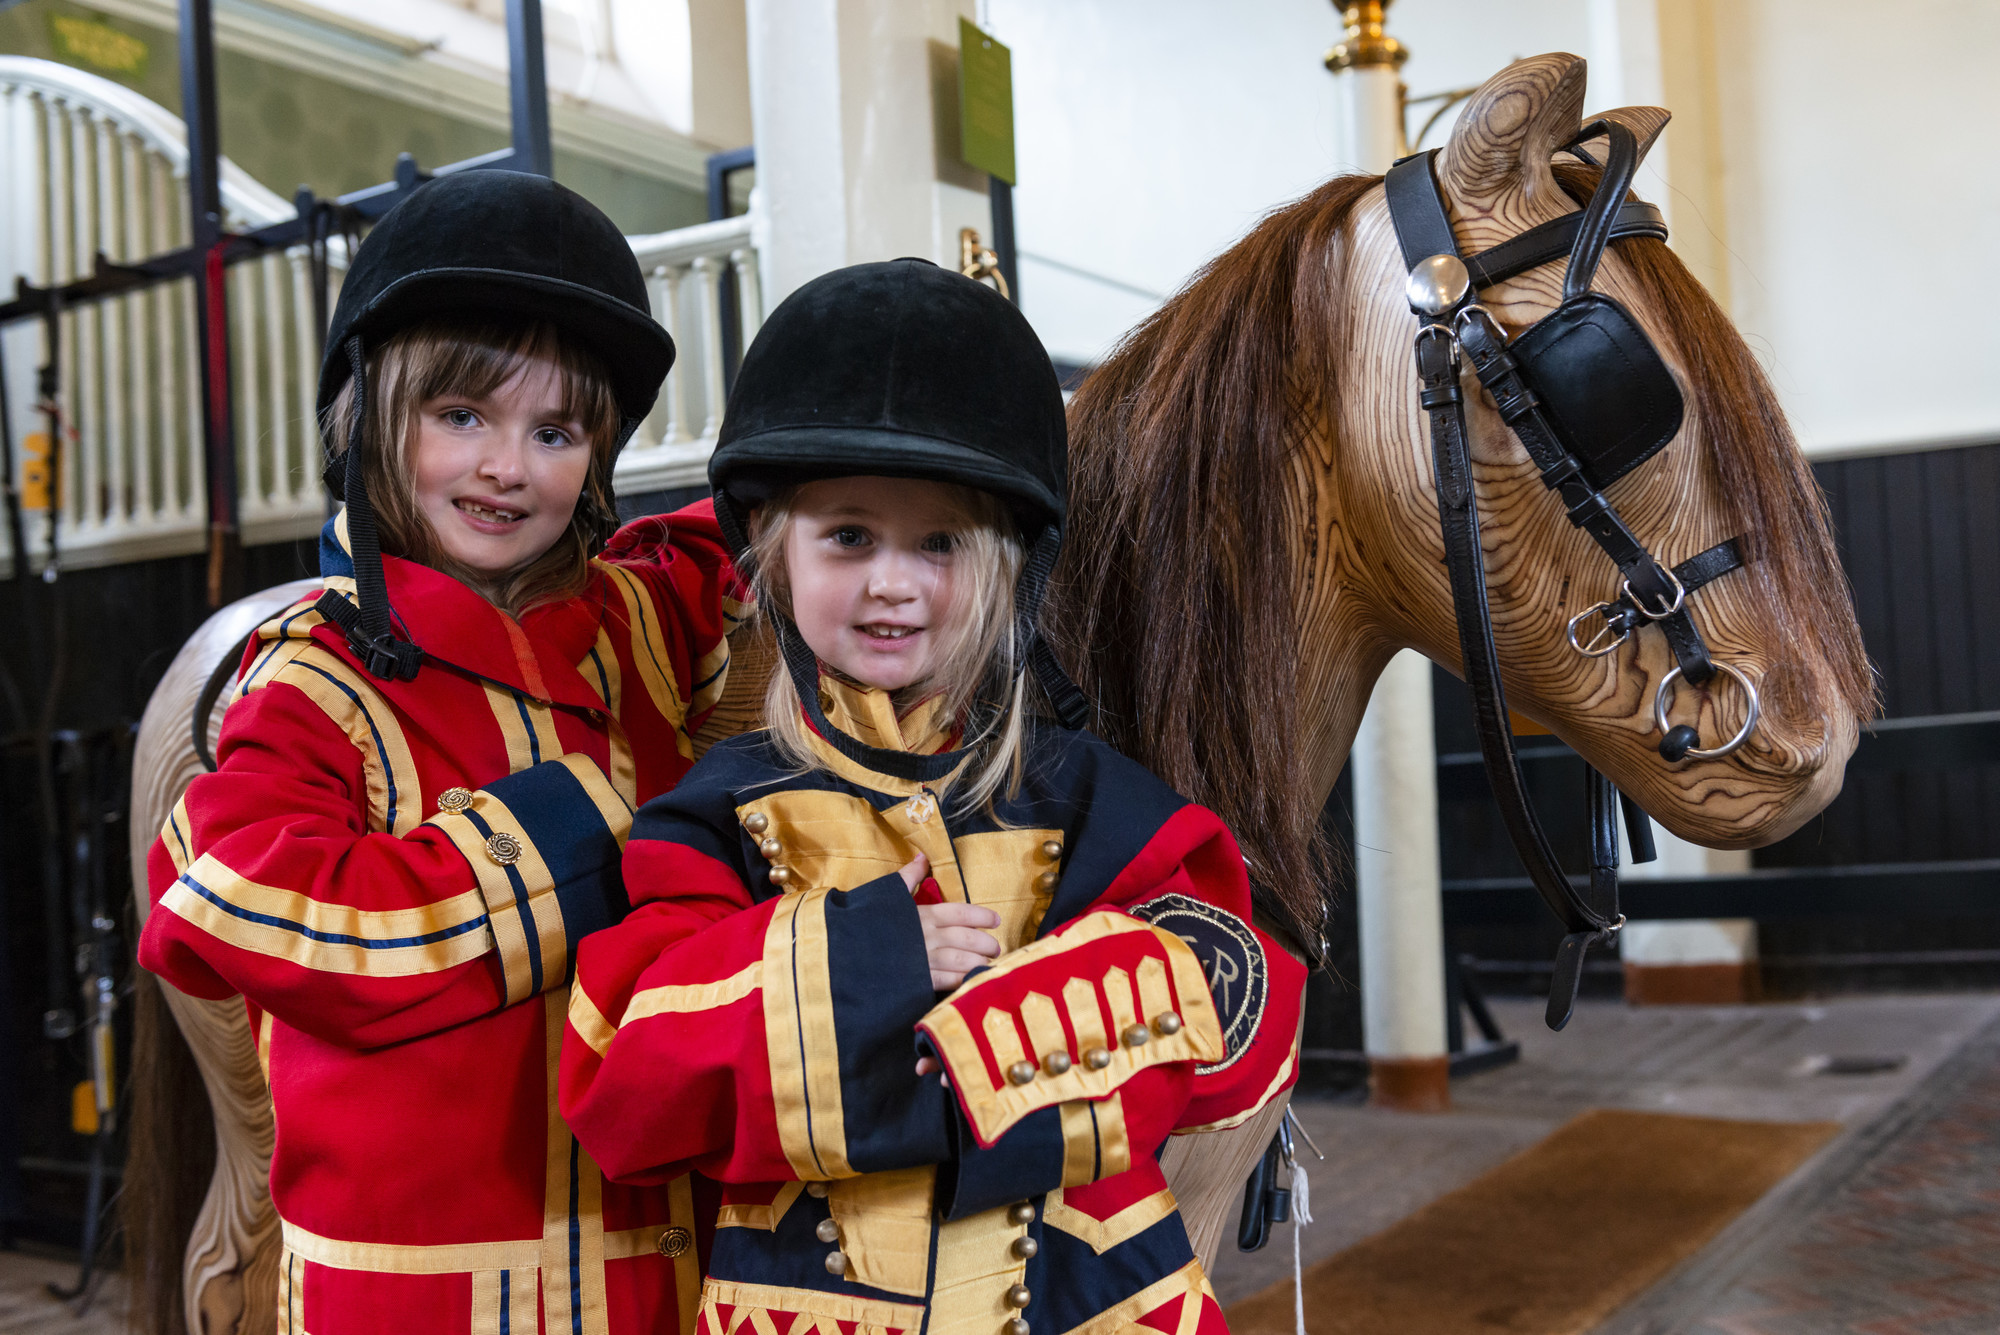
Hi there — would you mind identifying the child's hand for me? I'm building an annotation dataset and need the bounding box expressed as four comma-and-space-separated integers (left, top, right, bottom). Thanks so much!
909, 855, 1001, 992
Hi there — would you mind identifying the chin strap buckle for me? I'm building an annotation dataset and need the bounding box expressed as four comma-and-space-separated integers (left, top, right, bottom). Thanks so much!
313, 591, 423, 681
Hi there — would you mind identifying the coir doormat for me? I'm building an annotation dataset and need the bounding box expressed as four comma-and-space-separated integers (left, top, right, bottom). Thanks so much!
1225, 1108, 1837, 1335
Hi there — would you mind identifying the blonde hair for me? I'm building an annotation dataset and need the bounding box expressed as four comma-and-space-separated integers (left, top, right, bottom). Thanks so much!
748, 481, 1030, 813
322, 317, 623, 616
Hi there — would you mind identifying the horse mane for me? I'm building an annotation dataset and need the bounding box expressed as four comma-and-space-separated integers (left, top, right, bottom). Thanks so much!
1048, 174, 1381, 952
1050, 164, 1874, 952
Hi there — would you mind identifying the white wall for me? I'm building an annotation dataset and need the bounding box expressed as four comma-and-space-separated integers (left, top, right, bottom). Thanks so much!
985, 0, 2000, 457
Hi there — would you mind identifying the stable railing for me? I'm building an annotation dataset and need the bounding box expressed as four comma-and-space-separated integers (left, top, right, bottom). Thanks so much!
0, 56, 757, 574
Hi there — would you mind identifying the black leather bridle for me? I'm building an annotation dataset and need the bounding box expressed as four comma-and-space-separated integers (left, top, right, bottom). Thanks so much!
1383, 121, 1764, 1029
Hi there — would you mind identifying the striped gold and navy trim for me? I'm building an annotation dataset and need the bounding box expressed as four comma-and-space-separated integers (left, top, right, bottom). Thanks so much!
161, 855, 492, 977
248, 642, 422, 837
762, 886, 853, 1180
602, 564, 694, 759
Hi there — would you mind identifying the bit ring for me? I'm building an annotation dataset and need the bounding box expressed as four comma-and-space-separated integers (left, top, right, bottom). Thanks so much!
1653, 661, 1762, 762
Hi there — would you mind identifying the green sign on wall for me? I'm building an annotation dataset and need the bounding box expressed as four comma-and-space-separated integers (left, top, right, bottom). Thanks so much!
958, 17, 1014, 185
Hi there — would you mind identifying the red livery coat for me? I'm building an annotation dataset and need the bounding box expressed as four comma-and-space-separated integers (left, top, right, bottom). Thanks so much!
563, 678, 1306, 1335
138, 503, 745, 1335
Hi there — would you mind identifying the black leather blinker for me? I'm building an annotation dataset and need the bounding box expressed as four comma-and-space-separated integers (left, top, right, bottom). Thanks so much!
1507, 293, 1685, 491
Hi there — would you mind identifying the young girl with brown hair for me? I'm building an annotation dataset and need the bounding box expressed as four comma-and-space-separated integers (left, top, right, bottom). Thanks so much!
139, 170, 742, 1335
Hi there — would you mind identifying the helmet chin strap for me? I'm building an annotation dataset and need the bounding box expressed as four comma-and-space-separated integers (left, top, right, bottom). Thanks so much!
313, 335, 424, 681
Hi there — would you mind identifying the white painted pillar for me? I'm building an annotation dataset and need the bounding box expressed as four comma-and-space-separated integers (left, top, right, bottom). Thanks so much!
1329, 2, 1450, 1110
1353, 653, 1448, 1065
743, 0, 993, 309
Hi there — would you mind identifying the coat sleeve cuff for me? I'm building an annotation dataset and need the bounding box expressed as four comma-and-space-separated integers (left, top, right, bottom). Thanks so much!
425, 753, 632, 1004
915, 910, 1222, 1148
761, 872, 950, 1179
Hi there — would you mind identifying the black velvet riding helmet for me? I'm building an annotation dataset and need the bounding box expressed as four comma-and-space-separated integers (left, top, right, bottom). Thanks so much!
709, 258, 1088, 774
314, 169, 673, 680
710, 258, 1067, 540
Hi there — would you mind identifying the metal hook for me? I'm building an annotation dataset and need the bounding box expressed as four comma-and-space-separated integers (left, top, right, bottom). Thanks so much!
1653, 660, 1762, 762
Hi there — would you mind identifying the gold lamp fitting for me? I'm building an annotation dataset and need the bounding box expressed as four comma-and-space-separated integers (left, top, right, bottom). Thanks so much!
1325, 1, 1407, 72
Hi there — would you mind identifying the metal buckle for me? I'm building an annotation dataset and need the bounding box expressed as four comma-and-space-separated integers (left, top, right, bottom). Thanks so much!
1565, 601, 1630, 658
1652, 660, 1762, 762
1621, 565, 1686, 620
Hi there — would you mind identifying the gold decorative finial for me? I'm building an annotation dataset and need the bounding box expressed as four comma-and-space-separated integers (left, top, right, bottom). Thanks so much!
1325, 1, 1407, 72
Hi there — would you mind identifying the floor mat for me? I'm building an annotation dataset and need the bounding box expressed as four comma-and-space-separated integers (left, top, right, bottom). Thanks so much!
1224, 1108, 1836, 1335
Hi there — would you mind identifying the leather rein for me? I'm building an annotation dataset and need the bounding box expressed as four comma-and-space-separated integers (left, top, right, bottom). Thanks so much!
1383, 123, 1764, 1029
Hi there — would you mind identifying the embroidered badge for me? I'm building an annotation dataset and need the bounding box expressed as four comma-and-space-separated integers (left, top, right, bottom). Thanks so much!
905, 793, 938, 824
1130, 892, 1268, 1074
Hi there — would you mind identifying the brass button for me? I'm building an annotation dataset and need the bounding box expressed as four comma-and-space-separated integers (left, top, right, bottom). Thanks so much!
1122, 1024, 1151, 1048
1007, 1060, 1037, 1087
759, 837, 782, 860
769, 867, 792, 887
824, 1250, 848, 1277
437, 787, 474, 814
1006, 1319, 1030, 1335
1083, 1047, 1112, 1071
656, 1226, 691, 1258
1010, 1235, 1038, 1260
1153, 1011, 1183, 1037
806, 1181, 829, 1198
1034, 870, 1058, 893
1005, 1284, 1031, 1309
1042, 1051, 1072, 1077
1007, 1201, 1035, 1225
1039, 840, 1062, 863
815, 1219, 840, 1244
485, 832, 523, 866
744, 812, 769, 835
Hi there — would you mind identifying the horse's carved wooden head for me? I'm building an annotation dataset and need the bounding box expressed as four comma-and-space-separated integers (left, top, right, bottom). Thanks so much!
1332, 53, 1871, 848
1062, 53, 1872, 931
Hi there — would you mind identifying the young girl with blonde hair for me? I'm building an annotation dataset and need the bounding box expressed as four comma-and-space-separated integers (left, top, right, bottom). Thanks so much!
564, 258, 1306, 1335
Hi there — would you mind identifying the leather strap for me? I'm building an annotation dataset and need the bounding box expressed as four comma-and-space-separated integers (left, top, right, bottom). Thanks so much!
1464, 202, 1666, 290
334, 336, 422, 681
1560, 120, 1640, 303
1384, 152, 1459, 271
1421, 326, 1612, 945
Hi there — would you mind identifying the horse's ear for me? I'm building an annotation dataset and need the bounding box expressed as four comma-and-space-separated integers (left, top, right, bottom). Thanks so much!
1574, 106, 1671, 167
1437, 53, 1588, 209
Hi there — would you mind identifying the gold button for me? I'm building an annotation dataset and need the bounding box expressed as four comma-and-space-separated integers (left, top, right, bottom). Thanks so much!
815, 1219, 840, 1244
438, 787, 474, 814
1042, 1051, 1072, 1077
769, 867, 792, 887
744, 812, 769, 835
1083, 1047, 1112, 1070
1010, 1235, 1038, 1260
1034, 870, 1058, 893
806, 1181, 829, 1198
1040, 840, 1062, 863
759, 837, 782, 860
1007, 1202, 1035, 1225
1006, 1319, 1030, 1335
824, 1250, 848, 1277
655, 1226, 691, 1258
485, 832, 523, 866
1007, 1061, 1037, 1087
1153, 1011, 1183, 1037
1005, 1284, 1031, 1309
1122, 1024, 1151, 1048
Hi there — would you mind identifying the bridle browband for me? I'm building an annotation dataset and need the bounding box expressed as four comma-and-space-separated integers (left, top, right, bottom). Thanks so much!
1384, 121, 1763, 1029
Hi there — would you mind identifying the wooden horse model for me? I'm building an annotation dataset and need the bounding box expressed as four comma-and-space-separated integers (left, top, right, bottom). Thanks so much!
127, 53, 1870, 1334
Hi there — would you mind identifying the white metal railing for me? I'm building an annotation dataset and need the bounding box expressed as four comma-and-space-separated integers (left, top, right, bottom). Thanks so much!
0, 56, 756, 573
615, 212, 762, 494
